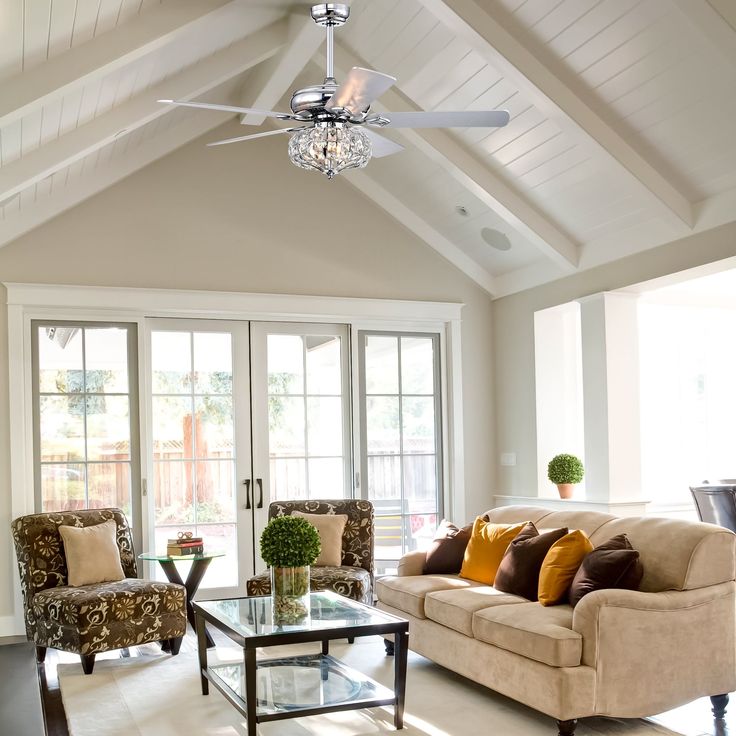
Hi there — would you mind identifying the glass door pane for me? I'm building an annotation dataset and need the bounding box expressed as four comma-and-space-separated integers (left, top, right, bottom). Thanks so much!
33, 322, 141, 550
150, 324, 250, 592
251, 323, 351, 572
360, 332, 442, 574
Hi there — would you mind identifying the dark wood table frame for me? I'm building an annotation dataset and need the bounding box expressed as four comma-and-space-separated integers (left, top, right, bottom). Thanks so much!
193, 598, 409, 734
157, 557, 217, 648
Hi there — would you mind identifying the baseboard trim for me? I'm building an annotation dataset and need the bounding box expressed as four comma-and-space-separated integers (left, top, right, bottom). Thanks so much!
0, 615, 24, 637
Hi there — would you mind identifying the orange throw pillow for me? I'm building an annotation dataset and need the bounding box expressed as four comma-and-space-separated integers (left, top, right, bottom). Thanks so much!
538, 529, 593, 606
459, 517, 527, 585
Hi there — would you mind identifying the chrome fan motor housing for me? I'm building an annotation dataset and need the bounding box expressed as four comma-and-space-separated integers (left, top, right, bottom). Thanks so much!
290, 82, 338, 117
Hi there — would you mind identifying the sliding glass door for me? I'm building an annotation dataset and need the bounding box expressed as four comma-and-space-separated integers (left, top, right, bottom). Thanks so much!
148, 321, 251, 596
250, 322, 352, 572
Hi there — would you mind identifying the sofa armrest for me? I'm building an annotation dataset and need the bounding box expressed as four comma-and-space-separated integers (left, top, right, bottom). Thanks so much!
396, 550, 426, 577
571, 582, 736, 716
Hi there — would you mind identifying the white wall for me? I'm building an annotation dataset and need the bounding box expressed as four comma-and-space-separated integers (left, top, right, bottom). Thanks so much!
493, 221, 736, 497
0, 119, 495, 627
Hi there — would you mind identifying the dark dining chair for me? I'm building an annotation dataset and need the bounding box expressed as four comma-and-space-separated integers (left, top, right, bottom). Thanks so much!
690, 483, 736, 532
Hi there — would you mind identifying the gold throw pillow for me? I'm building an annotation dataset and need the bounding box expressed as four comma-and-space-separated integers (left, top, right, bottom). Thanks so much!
459, 517, 528, 585
538, 529, 594, 606
292, 511, 347, 567
58, 519, 126, 587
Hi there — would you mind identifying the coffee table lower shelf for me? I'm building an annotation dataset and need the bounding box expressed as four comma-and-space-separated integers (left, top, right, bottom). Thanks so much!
202, 652, 397, 723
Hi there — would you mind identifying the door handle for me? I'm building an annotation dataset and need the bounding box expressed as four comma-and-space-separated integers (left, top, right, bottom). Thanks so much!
243, 479, 251, 510
256, 478, 263, 509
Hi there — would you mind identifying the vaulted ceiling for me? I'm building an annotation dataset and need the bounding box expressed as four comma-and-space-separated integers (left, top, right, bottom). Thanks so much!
1, 0, 735, 297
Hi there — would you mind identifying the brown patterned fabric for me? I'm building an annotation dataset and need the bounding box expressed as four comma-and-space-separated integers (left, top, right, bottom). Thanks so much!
247, 499, 374, 603
12, 508, 186, 655
246, 565, 373, 605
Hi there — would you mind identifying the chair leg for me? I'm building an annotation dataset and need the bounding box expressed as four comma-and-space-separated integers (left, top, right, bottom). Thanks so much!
169, 636, 183, 656
35, 646, 47, 663
711, 694, 729, 719
80, 654, 96, 675
557, 719, 577, 735
384, 639, 394, 656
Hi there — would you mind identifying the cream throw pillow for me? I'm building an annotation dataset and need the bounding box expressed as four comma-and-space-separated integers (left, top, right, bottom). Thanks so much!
293, 511, 347, 567
59, 519, 126, 586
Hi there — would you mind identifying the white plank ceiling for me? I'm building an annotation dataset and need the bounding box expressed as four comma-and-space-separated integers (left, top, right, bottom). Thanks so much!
1, 0, 735, 297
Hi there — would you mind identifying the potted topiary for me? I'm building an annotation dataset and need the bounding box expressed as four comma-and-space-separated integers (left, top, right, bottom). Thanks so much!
547, 454, 584, 499
260, 515, 321, 622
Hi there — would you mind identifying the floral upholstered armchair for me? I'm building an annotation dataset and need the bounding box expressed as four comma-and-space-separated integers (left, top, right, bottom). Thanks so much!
12, 508, 186, 674
247, 499, 374, 605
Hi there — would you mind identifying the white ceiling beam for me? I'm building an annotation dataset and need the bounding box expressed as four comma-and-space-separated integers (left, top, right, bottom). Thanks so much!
0, 0, 236, 130
416, 0, 695, 230
673, 0, 736, 68
240, 12, 324, 126
0, 18, 289, 207
0, 110, 237, 250
347, 170, 497, 296
330, 49, 579, 272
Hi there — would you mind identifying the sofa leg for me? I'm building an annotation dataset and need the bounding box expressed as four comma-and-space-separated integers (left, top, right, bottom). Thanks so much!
169, 636, 183, 656
384, 639, 394, 656
711, 694, 729, 719
35, 646, 47, 664
347, 637, 355, 644
80, 654, 96, 675
557, 719, 577, 735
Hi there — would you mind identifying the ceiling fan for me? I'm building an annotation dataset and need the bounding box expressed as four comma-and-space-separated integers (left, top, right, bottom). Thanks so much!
160, 3, 510, 179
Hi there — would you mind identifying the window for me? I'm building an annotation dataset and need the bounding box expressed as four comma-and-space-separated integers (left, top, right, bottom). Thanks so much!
359, 332, 442, 574
32, 322, 139, 524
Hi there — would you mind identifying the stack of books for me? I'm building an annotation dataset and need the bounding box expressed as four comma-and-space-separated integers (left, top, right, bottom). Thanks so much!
166, 536, 204, 556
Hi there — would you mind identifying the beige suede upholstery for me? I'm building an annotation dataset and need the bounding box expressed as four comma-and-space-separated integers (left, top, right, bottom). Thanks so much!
472, 602, 581, 667
378, 505, 736, 725
375, 574, 483, 619
425, 586, 525, 636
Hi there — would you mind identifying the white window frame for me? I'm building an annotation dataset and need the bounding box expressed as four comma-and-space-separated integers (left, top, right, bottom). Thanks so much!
5, 282, 464, 634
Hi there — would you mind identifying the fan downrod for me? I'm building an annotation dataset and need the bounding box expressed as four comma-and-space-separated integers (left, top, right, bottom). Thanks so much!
310, 4, 350, 27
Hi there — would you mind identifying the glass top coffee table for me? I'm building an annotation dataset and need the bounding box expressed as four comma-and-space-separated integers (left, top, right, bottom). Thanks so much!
192, 592, 409, 733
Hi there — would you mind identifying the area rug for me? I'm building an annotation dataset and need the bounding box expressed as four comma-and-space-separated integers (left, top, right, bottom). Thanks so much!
58, 637, 693, 736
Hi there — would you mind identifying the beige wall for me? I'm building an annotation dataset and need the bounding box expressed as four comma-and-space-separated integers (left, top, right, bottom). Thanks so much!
493, 220, 736, 496
0, 119, 495, 624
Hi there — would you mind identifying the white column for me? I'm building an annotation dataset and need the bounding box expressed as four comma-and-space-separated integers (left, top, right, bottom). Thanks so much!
579, 292, 645, 509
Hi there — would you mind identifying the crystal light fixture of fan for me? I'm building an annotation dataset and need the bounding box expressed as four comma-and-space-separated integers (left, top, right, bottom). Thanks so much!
288, 121, 371, 179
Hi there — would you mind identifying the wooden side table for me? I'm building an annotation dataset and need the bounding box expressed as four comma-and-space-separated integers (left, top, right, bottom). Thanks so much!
139, 552, 225, 648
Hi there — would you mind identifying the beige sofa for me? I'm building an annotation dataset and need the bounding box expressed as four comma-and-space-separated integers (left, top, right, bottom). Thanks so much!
376, 505, 736, 735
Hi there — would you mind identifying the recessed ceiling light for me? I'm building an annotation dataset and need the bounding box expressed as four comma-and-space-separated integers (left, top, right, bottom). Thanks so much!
456, 205, 469, 216
481, 227, 512, 251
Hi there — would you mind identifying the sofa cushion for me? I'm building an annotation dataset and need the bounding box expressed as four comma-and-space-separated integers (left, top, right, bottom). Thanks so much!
424, 586, 526, 636
376, 574, 484, 618
472, 601, 582, 667
538, 530, 594, 606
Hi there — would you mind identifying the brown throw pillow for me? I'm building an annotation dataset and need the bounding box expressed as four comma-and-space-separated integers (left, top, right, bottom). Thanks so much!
568, 534, 643, 608
493, 522, 569, 601
423, 519, 472, 574
58, 520, 126, 587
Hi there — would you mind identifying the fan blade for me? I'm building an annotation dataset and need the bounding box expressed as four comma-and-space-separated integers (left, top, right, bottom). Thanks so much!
207, 127, 308, 147
377, 110, 510, 128
159, 99, 294, 120
326, 67, 396, 116
362, 128, 404, 158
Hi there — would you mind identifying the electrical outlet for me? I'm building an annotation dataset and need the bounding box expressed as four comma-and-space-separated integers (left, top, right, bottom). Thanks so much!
500, 452, 517, 467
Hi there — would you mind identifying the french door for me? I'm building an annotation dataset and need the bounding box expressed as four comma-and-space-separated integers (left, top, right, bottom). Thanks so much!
147, 320, 350, 596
